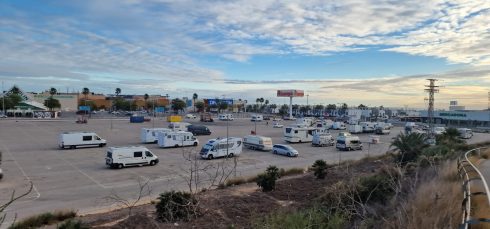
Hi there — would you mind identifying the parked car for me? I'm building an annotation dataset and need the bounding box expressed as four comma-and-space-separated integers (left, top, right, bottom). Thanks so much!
263, 116, 271, 120
272, 144, 299, 157
272, 117, 282, 121
0, 114, 7, 118
273, 122, 284, 128
185, 114, 197, 119
187, 125, 212, 135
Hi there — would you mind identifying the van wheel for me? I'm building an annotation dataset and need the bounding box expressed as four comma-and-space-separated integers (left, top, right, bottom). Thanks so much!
70, 145, 76, 149
228, 153, 234, 158
99, 144, 104, 147
288, 153, 292, 157
117, 164, 124, 169
208, 154, 214, 160
175, 144, 179, 148
150, 161, 156, 166
273, 150, 277, 154
299, 140, 302, 143
154, 140, 158, 144
193, 142, 198, 146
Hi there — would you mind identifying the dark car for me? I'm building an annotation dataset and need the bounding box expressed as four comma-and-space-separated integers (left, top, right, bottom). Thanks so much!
187, 125, 212, 136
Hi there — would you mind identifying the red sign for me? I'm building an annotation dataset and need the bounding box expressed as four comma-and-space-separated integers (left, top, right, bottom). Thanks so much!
277, 90, 304, 97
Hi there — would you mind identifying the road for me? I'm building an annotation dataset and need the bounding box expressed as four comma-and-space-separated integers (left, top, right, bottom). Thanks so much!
0, 117, 488, 226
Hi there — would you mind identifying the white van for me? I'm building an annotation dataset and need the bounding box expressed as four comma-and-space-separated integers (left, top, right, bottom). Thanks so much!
332, 122, 346, 130
218, 114, 234, 121
348, 124, 363, 134
251, 114, 263, 122
312, 133, 334, 147
200, 137, 243, 159
105, 146, 159, 169
336, 135, 363, 151
59, 132, 106, 149
375, 126, 391, 135
296, 117, 315, 127
283, 126, 316, 143
157, 131, 199, 148
457, 128, 473, 139
360, 122, 376, 133
140, 128, 171, 143
168, 122, 191, 131
243, 135, 273, 151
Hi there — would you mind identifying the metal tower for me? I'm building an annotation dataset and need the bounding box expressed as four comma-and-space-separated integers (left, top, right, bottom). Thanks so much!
425, 79, 439, 138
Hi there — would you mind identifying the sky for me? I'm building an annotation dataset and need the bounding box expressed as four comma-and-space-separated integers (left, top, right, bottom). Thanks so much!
1, 0, 490, 109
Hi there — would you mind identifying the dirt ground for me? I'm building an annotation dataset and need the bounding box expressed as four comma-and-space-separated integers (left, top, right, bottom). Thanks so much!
81, 156, 390, 229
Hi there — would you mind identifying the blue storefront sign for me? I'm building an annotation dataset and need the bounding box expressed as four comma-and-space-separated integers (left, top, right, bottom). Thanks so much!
208, 99, 233, 106
79, 106, 91, 111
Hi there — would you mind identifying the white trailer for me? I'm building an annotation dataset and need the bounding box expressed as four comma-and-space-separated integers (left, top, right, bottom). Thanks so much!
457, 128, 473, 139
218, 114, 234, 121
348, 124, 363, 134
140, 128, 171, 143
336, 135, 363, 151
158, 131, 199, 148
105, 146, 159, 169
312, 133, 334, 147
283, 126, 316, 143
59, 132, 106, 149
168, 122, 191, 131
296, 117, 315, 127
360, 122, 376, 133
243, 135, 273, 151
200, 137, 243, 159
332, 122, 346, 130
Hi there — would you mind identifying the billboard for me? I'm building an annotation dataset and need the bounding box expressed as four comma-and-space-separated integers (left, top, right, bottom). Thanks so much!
277, 90, 304, 97
79, 106, 91, 111
155, 107, 165, 112
207, 99, 233, 106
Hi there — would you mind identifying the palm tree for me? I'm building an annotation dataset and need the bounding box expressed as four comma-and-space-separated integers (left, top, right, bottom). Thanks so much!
82, 87, 90, 106
391, 133, 428, 164
144, 93, 149, 110
193, 93, 198, 112
115, 88, 121, 96
49, 87, 57, 98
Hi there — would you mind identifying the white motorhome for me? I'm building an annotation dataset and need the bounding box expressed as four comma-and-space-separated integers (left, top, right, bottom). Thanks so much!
360, 122, 376, 133
296, 117, 315, 127
332, 122, 346, 130
316, 120, 334, 129
200, 137, 243, 159
336, 135, 363, 151
312, 133, 334, 147
59, 132, 106, 149
283, 126, 317, 143
375, 126, 391, 135
105, 146, 158, 169
251, 114, 263, 122
348, 124, 363, 134
158, 131, 199, 148
140, 128, 171, 143
218, 114, 234, 121
457, 128, 473, 139
168, 122, 191, 131
243, 135, 273, 151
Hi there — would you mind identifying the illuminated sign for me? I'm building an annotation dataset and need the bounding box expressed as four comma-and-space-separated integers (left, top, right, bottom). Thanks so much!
277, 90, 304, 97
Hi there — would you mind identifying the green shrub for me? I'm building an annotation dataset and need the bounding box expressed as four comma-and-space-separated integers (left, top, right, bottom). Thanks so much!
256, 166, 280, 192
57, 219, 88, 229
252, 207, 346, 229
9, 210, 76, 229
357, 173, 395, 204
155, 191, 198, 222
312, 160, 328, 179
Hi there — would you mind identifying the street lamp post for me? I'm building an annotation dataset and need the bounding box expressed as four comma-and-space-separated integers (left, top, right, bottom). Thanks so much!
2, 81, 5, 116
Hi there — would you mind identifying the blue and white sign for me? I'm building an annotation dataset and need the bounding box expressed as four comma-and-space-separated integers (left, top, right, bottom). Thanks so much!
79, 106, 91, 111
155, 107, 165, 112
208, 99, 233, 106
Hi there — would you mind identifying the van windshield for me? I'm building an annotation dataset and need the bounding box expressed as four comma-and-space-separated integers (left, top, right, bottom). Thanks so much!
106, 152, 112, 158
201, 144, 213, 153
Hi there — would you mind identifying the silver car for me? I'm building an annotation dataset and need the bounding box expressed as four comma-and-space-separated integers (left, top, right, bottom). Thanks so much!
272, 144, 299, 157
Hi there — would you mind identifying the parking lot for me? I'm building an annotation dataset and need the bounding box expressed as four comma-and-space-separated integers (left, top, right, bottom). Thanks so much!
0, 117, 488, 221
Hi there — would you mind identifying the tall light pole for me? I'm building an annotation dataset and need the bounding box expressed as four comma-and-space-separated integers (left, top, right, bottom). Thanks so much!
2, 81, 5, 116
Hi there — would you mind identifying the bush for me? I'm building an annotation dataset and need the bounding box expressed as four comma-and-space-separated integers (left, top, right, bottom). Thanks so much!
155, 191, 198, 222
57, 219, 88, 229
9, 210, 76, 229
312, 160, 328, 179
279, 167, 304, 177
357, 172, 395, 204
252, 207, 346, 229
256, 166, 280, 192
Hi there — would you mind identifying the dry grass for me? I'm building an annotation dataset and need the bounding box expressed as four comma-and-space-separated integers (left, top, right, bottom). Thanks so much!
9, 210, 77, 229
385, 161, 462, 229
224, 167, 305, 187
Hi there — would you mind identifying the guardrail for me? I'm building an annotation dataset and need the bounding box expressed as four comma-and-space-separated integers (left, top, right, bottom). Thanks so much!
457, 147, 490, 229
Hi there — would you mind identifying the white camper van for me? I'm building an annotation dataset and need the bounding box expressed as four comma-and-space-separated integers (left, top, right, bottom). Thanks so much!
336, 135, 363, 151
243, 135, 273, 151
360, 122, 376, 133
312, 133, 334, 147
348, 124, 363, 134
200, 137, 243, 159
332, 122, 346, 130
375, 126, 391, 135
283, 126, 316, 143
105, 146, 159, 169
457, 128, 473, 139
251, 114, 263, 122
59, 132, 106, 149
158, 131, 199, 148
140, 128, 171, 143
218, 114, 234, 121
296, 117, 315, 127
168, 122, 191, 131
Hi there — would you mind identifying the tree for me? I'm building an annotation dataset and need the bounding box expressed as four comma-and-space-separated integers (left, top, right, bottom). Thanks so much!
358, 104, 367, 109
195, 101, 204, 112
437, 127, 463, 146
312, 160, 328, 179
171, 98, 186, 114
113, 97, 130, 110
44, 97, 61, 111
0, 94, 22, 110
279, 104, 288, 116
115, 88, 121, 96
314, 104, 324, 116
218, 101, 228, 113
144, 94, 149, 109
82, 87, 90, 107
391, 132, 429, 164
49, 87, 57, 97
256, 165, 280, 192
192, 93, 198, 112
